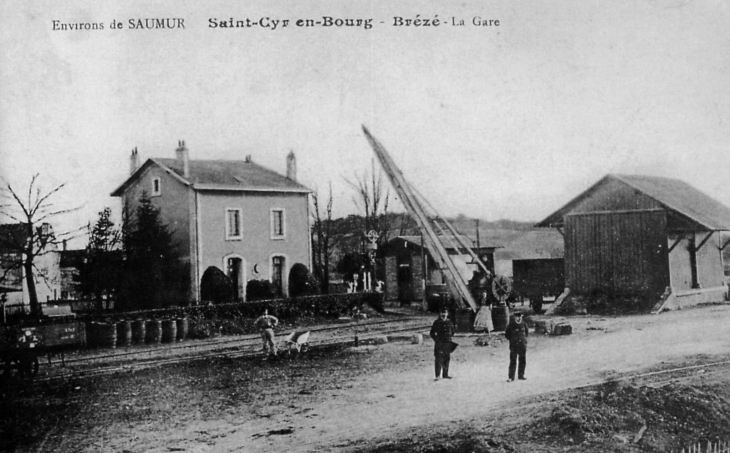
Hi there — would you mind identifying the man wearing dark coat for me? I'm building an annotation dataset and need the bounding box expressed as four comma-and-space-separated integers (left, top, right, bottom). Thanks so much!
504, 312, 529, 382
430, 308, 455, 380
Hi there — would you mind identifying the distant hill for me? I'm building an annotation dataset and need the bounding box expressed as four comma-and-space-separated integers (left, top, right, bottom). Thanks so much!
321, 213, 564, 278
446, 215, 564, 276
449, 214, 537, 232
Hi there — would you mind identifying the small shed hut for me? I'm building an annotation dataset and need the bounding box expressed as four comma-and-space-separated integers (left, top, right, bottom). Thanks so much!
382, 235, 499, 305
536, 174, 730, 310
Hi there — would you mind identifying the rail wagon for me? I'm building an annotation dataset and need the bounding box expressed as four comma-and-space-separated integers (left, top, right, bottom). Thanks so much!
512, 258, 565, 313
0, 314, 86, 379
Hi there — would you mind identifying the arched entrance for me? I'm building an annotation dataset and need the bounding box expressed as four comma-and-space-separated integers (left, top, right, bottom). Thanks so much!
271, 255, 286, 298
224, 255, 245, 301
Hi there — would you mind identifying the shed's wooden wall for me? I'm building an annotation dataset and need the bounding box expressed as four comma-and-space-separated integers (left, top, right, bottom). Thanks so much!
565, 210, 669, 296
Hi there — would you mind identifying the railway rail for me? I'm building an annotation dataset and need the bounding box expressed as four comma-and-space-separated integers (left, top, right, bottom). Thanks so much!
567, 357, 730, 392
10, 311, 727, 396
22, 316, 434, 383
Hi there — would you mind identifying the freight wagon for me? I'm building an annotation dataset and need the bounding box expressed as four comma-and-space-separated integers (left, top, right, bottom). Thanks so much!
512, 258, 565, 313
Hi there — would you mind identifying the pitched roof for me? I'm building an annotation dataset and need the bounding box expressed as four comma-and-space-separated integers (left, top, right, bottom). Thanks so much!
112, 157, 311, 196
536, 174, 730, 231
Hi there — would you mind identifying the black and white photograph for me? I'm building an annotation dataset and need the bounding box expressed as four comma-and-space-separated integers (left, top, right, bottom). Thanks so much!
2, 1, 730, 452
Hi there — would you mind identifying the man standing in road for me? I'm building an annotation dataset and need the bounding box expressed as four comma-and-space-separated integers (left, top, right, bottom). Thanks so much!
254, 309, 279, 359
505, 312, 529, 382
430, 307, 456, 381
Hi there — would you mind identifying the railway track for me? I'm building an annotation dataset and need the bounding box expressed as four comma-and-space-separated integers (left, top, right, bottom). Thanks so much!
565, 357, 730, 393
18, 313, 729, 393
29, 316, 434, 383
622, 359, 730, 388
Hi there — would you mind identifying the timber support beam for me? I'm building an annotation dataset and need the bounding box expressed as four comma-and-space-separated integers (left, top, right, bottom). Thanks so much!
693, 232, 714, 252
668, 236, 684, 254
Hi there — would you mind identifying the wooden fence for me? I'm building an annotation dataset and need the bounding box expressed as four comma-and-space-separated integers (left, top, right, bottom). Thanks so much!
674, 440, 730, 453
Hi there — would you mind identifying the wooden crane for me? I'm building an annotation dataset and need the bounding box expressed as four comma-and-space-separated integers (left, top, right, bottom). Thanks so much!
362, 126, 486, 311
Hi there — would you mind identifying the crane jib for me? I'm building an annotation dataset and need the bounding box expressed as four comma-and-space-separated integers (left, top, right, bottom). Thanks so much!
362, 126, 478, 312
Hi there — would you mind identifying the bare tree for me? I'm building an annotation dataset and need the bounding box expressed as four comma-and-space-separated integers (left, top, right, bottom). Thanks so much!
0, 175, 79, 316
345, 159, 392, 247
311, 183, 341, 293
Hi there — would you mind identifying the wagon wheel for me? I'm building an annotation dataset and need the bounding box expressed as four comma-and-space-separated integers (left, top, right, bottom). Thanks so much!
1, 355, 22, 380
491, 275, 512, 303
0, 356, 15, 379
530, 294, 544, 314
19, 354, 39, 379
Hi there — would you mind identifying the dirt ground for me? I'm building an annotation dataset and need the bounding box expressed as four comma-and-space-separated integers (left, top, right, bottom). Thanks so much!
4, 304, 730, 453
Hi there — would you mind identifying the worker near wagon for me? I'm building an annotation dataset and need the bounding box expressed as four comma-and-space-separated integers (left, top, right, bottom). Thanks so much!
505, 312, 529, 382
473, 290, 494, 333
430, 307, 457, 380
254, 309, 279, 359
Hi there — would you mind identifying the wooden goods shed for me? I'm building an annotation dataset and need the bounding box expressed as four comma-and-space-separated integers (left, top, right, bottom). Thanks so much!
536, 174, 730, 309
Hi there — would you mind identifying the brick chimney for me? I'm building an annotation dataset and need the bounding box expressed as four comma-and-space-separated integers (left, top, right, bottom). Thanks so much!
286, 151, 297, 181
129, 147, 139, 175
176, 140, 190, 178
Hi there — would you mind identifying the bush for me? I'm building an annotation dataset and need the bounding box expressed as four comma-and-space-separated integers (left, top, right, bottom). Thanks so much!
288, 263, 311, 298
246, 280, 275, 301
200, 266, 233, 304
83, 292, 387, 338
288, 263, 320, 298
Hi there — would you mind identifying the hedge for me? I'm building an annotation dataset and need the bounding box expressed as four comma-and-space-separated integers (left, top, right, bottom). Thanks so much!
73, 291, 384, 326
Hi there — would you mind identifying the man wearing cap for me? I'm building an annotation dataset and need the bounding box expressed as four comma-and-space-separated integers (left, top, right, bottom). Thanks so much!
504, 311, 529, 382
254, 309, 279, 359
430, 308, 455, 380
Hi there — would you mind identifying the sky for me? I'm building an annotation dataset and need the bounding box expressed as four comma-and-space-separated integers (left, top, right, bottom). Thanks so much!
1, 0, 729, 247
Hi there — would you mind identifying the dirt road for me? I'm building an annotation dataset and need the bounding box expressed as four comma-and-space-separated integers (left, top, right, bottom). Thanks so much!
208, 305, 730, 452
6, 304, 730, 453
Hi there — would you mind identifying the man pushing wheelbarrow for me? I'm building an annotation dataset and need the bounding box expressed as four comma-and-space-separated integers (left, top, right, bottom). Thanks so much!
254, 309, 279, 359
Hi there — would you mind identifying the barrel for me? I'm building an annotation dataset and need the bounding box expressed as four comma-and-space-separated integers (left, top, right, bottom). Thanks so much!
86, 321, 99, 348
492, 305, 510, 331
145, 320, 162, 344
425, 284, 448, 312
117, 321, 132, 347
96, 322, 117, 349
176, 317, 189, 341
131, 320, 146, 344
454, 308, 475, 333
161, 319, 177, 343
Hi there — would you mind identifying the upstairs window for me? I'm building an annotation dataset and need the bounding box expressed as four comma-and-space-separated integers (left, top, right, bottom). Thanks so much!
152, 177, 161, 196
271, 209, 285, 239
226, 208, 242, 240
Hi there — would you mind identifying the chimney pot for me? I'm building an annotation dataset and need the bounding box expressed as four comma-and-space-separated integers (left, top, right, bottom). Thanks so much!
286, 151, 297, 181
130, 147, 140, 175
176, 140, 190, 178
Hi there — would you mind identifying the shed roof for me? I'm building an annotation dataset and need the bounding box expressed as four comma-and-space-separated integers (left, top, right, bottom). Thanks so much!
536, 174, 730, 231
111, 157, 311, 196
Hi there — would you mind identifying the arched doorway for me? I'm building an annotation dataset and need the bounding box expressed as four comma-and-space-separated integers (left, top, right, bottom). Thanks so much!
224, 255, 245, 301
271, 255, 285, 298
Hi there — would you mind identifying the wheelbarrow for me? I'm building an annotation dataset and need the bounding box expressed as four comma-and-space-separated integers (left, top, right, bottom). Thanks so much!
279, 331, 310, 356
